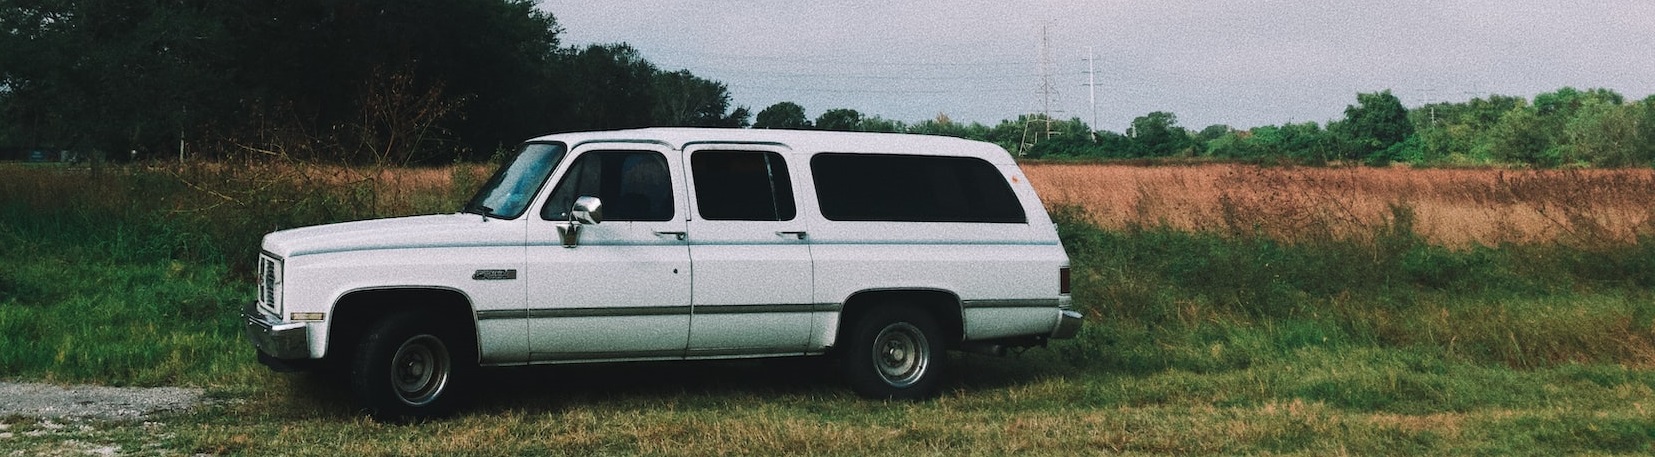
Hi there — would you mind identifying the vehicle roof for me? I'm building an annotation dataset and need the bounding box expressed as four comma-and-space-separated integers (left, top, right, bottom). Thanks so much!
522, 127, 1016, 165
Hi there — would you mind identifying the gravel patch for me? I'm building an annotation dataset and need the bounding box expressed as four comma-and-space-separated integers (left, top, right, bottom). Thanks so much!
0, 382, 202, 420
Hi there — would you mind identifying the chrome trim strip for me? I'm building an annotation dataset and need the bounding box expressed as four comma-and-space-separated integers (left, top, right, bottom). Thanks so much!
476, 310, 525, 320
479, 303, 844, 321
681, 140, 792, 150
685, 347, 809, 357
568, 138, 673, 150
287, 240, 531, 258
692, 303, 817, 314
527, 306, 692, 319
529, 349, 684, 361
961, 298, 1062, 309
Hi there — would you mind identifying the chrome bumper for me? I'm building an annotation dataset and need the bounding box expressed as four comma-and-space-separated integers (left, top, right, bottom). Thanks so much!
243, 302, 311, 359
1051, 309, 1084, 340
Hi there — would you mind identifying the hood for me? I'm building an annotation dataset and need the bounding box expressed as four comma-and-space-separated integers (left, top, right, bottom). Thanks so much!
262, 213, 521, 258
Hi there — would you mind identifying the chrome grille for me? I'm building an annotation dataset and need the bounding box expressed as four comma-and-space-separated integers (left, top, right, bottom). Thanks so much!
257, 254, 282, 316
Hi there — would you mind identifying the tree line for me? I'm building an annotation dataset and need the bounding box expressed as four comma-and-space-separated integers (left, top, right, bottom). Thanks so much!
4, 1, 1650, 168
767, 88, 1655, 168
0, 0, 747, 164
1094, 87, 1655, 168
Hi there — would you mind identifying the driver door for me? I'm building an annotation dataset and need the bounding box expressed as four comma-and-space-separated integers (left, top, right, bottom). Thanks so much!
523, 146, 692, 361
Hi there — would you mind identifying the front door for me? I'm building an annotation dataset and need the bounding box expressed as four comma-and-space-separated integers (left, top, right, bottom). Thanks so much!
524, 146, 692, 361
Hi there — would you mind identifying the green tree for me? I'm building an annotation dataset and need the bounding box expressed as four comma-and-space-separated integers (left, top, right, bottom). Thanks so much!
1334, 90, 1413, 163
237, 0, 564, 159
1638, 96, 1655, 165
0, 0, 572, 162
1194, 124, 1232, 144
911, 113, 992, 142
558, 44, 659, 131
0, 0, 239, 158
1410, 95, 1525, 163
1565, 102, 1644, 167
754, 102, 811, 129
1488, 107, 1555, 166
1204, 130, 1257, 159
815, 108, 862, 131
651, 70, 746, 127
1092, 130, 1136, 158
855, 115, 905, 133
1126, 111, 1191, 157
1534, 87, 1623, 118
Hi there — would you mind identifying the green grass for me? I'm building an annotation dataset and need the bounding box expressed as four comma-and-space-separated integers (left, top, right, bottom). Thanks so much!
1, 163, 1652, 455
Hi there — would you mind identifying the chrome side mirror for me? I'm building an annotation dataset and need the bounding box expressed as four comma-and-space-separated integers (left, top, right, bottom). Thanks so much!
558, 196, 603, 248
572, 196, 603, 225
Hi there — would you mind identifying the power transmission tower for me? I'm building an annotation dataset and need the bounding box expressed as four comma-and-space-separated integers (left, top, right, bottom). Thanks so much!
1020, 25, 1060, 157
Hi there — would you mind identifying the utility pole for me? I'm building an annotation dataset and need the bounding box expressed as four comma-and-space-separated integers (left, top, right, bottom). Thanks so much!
1082, 47, 1098, 141
1038, 25, 1056, 140
1419, 88, 1437, 126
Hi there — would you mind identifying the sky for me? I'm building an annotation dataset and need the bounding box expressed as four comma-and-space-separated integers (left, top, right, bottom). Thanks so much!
541, 1, 1655, 132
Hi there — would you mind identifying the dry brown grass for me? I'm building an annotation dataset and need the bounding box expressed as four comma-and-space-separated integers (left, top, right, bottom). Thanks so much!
1024, 163, 1655, 247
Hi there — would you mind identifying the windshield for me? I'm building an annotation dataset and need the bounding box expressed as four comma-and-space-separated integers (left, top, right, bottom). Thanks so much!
463, 142, 567, 219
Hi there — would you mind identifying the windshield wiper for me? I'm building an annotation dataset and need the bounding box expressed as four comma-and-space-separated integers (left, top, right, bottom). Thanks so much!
462, 202, 495, 220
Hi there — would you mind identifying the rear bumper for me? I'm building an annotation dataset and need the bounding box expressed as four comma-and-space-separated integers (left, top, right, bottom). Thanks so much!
243, 301, 312, 360
1051, 309, 1084, 340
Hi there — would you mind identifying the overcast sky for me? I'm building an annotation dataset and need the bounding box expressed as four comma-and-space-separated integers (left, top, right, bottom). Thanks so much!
541, 1, 1655, 132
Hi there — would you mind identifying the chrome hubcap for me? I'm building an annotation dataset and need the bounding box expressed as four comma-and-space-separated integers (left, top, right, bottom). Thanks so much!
390, 335, 450, 406
872, 322, 928, 387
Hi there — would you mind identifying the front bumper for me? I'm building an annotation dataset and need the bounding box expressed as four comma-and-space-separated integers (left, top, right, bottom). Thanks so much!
1051, 309, 1084, 339
242, 301, 312, 359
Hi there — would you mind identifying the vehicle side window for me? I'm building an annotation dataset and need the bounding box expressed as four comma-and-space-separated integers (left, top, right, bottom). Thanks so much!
542, 150, 674, 222
690, 150, 796, 221
811, 153, 1026, 223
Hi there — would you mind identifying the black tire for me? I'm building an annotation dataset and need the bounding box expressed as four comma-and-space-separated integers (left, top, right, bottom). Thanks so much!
350, 312, 471, 421
841, 306, 947, 400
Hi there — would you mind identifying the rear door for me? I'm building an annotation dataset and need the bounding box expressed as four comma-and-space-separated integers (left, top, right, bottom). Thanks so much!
682, 145, 815, 355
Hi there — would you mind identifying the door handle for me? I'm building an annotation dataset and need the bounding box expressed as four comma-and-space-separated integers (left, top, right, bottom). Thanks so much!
654, 231, 687, 241
776, 231, 807, 240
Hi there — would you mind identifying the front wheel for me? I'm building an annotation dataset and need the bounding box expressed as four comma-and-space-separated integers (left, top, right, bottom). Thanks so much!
841, 307, 947, 400
350, 312, 471, 421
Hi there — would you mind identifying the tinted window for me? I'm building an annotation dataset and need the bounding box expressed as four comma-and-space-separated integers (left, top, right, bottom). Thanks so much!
542, 150, 674, 222
691, 150, 796, 221
811, 153, 1026, 223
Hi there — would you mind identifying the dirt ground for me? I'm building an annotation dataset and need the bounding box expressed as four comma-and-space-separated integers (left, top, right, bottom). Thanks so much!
0, 382, 201, 421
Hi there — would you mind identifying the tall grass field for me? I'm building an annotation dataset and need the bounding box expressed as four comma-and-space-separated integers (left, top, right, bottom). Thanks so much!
1, 160, 1652, 455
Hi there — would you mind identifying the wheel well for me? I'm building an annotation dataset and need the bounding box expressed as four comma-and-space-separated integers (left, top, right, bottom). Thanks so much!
838, 289, 964, 349
326, 288, 476, 363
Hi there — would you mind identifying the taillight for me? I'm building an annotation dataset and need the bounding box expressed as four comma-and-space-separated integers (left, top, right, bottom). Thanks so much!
1059, 266, 1071, 294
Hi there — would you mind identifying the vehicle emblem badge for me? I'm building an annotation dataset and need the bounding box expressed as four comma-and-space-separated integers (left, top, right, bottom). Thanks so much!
472, 269, 517, 281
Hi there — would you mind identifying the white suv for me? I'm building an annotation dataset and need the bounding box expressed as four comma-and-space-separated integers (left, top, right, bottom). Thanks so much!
244, 128, 1081, 419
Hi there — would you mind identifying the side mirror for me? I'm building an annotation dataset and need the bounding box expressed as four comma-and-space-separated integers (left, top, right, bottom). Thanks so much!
571, 196, 603, 225
558, 196, 602, 248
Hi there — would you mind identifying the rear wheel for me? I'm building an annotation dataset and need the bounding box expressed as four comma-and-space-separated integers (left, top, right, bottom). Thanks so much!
841, 306, 947, 399
350, 312, 471, 421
